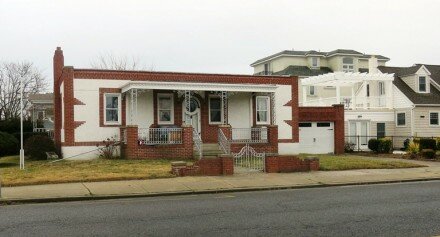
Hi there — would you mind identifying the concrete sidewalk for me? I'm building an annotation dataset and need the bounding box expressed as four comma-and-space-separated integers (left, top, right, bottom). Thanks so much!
2, 159, 440, 204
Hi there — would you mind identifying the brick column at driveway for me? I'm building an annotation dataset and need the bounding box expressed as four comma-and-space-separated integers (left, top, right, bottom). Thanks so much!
267, 125, 278, 154
181, 124, 194, 159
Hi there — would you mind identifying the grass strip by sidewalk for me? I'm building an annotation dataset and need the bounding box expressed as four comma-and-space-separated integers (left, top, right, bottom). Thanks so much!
0, 154, 426, 187
0, 156, 174, 187
299, 154, 426, 171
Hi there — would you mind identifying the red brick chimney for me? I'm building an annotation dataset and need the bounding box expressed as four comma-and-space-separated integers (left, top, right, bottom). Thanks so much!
53, 47, 64, 153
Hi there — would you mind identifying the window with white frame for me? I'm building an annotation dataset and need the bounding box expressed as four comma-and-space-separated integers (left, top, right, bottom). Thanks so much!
104, 93, 121, 124
157, 94, 174, 124
263, 63, 271, 75
256, 96, 270, 124
396, 112, 406, 126
209, 97, 222, 124
430, 112, 439, 126
419, 76, 427, 92
311, 57, 319, 68
309, 86, 316, 96
342, 57, 354, 72
379, 81, 385, 96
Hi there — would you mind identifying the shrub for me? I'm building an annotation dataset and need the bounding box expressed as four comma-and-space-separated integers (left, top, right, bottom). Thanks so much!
437, 138, 440, 150
368, 139, 380, 153
421, 149, 436, 159
344, 142, 355, 153
407, 141, 419, 154
24, 135, 56, 160
97, 136, 120, 159
0, 119, 33, 134
419, 138, 437, 151
13, 132, 49, 144
0, 132, 19, 156
378, 138, 393, 153
403, 138, 411, 151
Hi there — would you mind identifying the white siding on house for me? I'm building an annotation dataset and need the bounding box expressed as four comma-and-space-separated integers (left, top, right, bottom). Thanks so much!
275, 85, 293, 140
228, 93, 251, 129
393, 85, 413, 109
394, 108, 412, 148
413, 107, 440, 137
73, 79, 129, 142
60, 81, 65, 143
126, 90, 154, 128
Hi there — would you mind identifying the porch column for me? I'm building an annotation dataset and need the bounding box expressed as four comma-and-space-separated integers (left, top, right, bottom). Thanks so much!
184, 90, 191, 125
351, 86, 356, 109
129, 89, 138, 125
386, 80, 393, 109
363, 81, 368, 109
270, 92, 276, 125
302, 86, 307, 106
336, 85, 341, 104
221, 91, 228, 125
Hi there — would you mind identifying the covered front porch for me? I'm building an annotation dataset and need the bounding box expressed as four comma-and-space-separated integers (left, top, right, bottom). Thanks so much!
118, 81, 279, 159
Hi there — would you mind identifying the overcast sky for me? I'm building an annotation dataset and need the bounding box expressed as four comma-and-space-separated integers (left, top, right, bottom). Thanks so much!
1, 0, 440, 83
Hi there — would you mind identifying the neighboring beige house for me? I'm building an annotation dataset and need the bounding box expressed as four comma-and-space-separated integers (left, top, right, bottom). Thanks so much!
28, 93, 54, 135
250, 49, 390, 102
378, 64, 440, 146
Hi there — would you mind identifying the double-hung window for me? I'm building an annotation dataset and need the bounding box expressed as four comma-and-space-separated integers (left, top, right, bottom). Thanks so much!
396, 112, 406, 127
104, 94, 121, 125
430, 112, 439, 126
209, 97, 222, 124
263, 63, 271, 75
256, 96, 270, 125
309, 86, 315, 96
377, 123, 386, 138
419, 76, 427, 92
311, 57, 319, 68
378, 81, 385, 96
157, 94, 174, 124
342, 57, 354, 72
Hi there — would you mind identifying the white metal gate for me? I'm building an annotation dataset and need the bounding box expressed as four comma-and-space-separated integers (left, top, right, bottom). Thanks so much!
232, 144, 265, 172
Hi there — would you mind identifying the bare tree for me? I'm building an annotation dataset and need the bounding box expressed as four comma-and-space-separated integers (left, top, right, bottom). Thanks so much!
0, 62, 47, 120
90, 52, 155, 71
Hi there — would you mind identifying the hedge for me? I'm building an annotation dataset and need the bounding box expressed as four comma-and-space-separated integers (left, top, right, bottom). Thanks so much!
0, 132, 19, 156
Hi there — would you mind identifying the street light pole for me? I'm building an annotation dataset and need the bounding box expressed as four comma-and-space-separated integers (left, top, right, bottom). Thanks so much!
19, 76, 25, 170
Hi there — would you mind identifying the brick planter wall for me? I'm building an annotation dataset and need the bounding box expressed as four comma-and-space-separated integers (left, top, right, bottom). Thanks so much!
265, 155, 319, 173
171, 155, 234, 176
121, 125, 194, 159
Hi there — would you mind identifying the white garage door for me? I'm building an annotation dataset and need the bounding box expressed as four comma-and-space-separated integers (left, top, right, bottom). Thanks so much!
299, 122, 334, 154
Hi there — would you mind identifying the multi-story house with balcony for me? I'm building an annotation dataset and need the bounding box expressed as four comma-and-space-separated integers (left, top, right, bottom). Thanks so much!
251, 49, 438, 151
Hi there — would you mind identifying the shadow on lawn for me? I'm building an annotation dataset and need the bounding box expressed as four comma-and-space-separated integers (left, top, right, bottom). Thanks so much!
0, 163, 17, 168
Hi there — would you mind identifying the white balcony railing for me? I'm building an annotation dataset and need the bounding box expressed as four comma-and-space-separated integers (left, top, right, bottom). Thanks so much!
138, 128, 183, 145
231, 128, 268, 143
301, 96, 391, 109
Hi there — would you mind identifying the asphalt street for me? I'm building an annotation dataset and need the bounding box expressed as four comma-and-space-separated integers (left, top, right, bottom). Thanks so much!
1, 181, 440, 237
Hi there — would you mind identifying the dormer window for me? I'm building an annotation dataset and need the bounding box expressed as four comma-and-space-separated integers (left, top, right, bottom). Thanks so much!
418, 76, 427, 92
311, 57, 319, 68
342, 57, 354, 72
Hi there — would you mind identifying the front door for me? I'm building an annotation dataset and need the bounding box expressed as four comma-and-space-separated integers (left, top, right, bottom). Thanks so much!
349, 121, 369, 150
182, 98, 201, 134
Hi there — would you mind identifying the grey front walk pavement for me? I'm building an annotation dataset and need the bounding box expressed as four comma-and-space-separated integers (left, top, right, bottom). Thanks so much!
2, 160, 440, 203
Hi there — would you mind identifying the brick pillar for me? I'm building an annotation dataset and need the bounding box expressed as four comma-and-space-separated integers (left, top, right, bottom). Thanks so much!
267, 125, 278, 154
333, 104, 345, 154
181, 124, 193, 159
220, 154, 234, 175
53, 47, 64, 154
125, 125, 138, 159
218, 124, 232, 140
63, 66, 75, 146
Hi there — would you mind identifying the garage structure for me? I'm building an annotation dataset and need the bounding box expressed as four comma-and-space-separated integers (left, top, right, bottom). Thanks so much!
299, 121, 335, 154
298, 105, 345, 154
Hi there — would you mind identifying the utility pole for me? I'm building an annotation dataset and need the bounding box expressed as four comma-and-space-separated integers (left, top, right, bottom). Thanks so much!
19, 76, 25, 170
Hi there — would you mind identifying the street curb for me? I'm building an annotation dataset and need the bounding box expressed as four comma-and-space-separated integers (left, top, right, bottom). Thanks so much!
2, 177, 440, 205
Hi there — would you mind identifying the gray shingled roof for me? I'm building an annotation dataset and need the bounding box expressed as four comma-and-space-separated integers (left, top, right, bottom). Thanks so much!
271, 66, 333, 77
378, 66, 440, 105
28, 93, 53, 102
251, 49, 390, 66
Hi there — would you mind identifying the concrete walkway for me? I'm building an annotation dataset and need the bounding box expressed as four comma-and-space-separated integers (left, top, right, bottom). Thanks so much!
2, 159, 440, 203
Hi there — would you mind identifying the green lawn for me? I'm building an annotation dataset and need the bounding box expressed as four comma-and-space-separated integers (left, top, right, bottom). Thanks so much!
0, 156, 174, 187
299, 154, 425, 171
